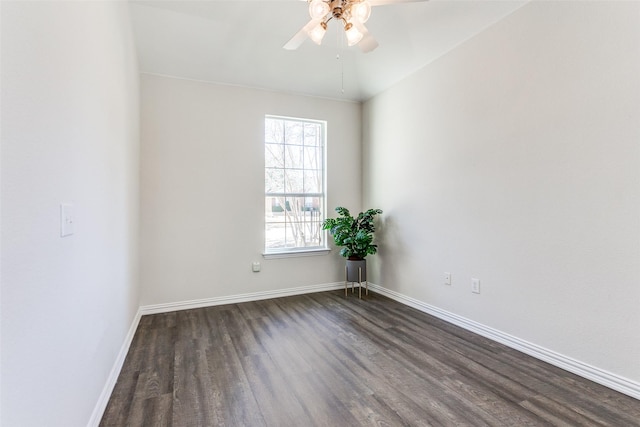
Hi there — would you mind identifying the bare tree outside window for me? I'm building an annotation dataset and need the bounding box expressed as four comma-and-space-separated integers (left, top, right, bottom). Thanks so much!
265, 116, 326, 252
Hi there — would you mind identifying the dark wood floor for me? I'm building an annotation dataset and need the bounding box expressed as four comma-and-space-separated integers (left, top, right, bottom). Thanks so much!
101, 291, 640, 426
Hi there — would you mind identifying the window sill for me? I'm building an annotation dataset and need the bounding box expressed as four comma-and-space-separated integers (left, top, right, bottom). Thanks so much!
263, 248, 331, 259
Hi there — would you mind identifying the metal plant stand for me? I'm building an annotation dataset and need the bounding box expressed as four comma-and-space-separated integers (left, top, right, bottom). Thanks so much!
345, 265, 368, 298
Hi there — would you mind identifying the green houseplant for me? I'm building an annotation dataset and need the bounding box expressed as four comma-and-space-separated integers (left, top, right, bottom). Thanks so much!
322, 207, 382, 291
322, 207, 383, 260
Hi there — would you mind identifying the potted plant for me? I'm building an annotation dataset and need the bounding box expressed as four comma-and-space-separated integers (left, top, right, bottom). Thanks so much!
322, 207, 383, 285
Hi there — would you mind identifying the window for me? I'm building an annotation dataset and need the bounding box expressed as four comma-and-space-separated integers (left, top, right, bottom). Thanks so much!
264, 116, 327, 254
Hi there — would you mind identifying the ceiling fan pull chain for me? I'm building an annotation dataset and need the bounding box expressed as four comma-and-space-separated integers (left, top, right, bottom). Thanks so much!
336, 53, 345, 94
335, 23, 345, 95
341, 59, 345, 94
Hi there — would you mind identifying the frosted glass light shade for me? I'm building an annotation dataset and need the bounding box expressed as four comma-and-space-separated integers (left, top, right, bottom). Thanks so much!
308, 21, 327, 45
309, 0, 330, 19
345, 23, 363, 46
352, 1, 371, 23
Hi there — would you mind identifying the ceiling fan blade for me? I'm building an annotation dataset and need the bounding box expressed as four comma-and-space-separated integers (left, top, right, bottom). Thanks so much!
359, 33, 379, 53
283, 27, 309, 51
353, 21, 379, 53
283, 19, 320, 50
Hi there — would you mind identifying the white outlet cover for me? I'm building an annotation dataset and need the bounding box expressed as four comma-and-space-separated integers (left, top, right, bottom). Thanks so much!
445, 272, 452, 285
60, 203, 74, 237
471, 278, 480, 294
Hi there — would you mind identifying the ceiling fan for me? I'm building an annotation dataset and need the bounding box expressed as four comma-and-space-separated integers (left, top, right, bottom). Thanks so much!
283, 0, 423, 53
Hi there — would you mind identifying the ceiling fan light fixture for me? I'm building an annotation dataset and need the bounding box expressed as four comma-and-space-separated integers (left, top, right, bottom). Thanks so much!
308, 21, 328, 45
351, 1, 372, 23
309, 0, 330, 19
285, 0, 380, 53
344, 22, 364, 46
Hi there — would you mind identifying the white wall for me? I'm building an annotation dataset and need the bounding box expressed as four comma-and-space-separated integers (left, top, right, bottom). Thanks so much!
1, 2, 140, 426
140, 74, 361, 305
0, 3, 3, 422
363, 1, 640, 385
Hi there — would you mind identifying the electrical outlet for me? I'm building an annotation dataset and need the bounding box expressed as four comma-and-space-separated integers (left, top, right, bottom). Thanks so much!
471, 278, 480, 294
60, 203, 74, 237
444, 272, 452, 285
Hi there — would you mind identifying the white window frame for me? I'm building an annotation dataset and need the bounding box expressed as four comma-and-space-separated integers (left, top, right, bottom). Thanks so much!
263, 115, 329, 258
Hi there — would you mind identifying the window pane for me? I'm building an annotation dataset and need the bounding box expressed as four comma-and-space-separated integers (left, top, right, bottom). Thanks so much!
266, 222, 286, 249
265, 168, 284, 193
285, 169, 304, 193
287, 219, 323, 247
303, 146, 322, 169
305, 196, 323, 213
284, 222, 299, 248
265, 119, 283, 143
303, 170, 322, 193
285, 144, 303, 169
286, 197, 304, 216
266, 197, 287, 220
284, 121, 303, 145
304, 123, 321, 146
265, 116, 326, 253
265, 143, 284, 168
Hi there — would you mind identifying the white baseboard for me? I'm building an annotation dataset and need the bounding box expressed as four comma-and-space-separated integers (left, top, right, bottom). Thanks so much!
368, 283, 640, 401
87, 308, 142, 427
140, 282, 344, 315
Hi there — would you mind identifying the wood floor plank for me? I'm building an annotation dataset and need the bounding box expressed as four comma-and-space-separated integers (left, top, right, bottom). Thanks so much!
441, 375, 549, 426
101, 291, 640, 426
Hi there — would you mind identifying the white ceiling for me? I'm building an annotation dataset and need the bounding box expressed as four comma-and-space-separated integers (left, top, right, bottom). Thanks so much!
129, 0, 528, 101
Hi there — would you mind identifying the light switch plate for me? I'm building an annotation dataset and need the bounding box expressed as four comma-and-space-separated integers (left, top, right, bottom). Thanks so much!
444, 272, 452, 285
471, 278, 480, 294
60, 203, 74, 237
